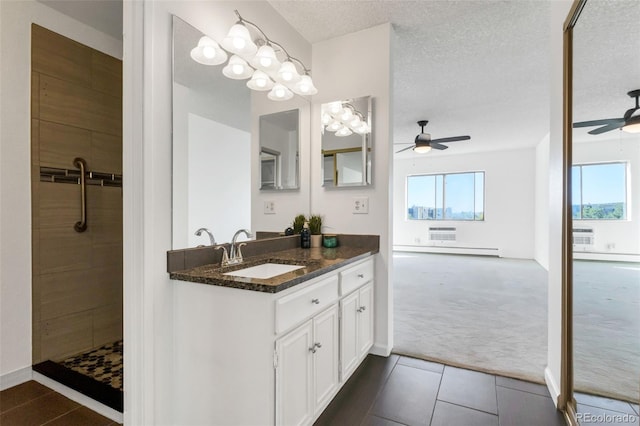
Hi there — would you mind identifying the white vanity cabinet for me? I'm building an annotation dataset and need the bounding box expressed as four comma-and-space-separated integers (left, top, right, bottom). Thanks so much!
338, 259, 374, 381
172, 255, 374, 426
275, 304, 339, 426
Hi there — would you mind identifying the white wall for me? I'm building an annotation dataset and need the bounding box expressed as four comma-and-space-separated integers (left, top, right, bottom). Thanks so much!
546, 0, 574, 406
572, 137, 640, 255
535, 134, 551, 269
127, 1, 312, 423
394, 148, 537, 259
0, 0, 122, 381
311, 24, 394, 355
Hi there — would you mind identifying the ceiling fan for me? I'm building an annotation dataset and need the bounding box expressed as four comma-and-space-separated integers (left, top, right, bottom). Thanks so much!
573, 89, 640, 134
395, 120, 470, 154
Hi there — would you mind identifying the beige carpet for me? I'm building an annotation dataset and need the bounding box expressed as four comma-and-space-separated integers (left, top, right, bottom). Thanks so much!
393, 252, 639, 403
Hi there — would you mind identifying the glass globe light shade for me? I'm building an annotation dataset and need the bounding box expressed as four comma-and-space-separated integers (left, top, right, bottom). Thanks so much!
190, 36, 227, 65
247, 70, 274, 91
221, 24, 257, 56
222, 55, 253, 80
267, 83, 294, 101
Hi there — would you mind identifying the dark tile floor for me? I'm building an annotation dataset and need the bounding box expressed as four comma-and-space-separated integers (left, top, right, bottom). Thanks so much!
316, 354, 640, 426
0, 381, 120, 426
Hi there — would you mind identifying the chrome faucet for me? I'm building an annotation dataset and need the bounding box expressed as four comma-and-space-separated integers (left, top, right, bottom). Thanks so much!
228, 229, 252, 265
194, 228, 216, 246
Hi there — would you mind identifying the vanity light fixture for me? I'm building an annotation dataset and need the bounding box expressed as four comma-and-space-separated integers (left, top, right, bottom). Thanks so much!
322, 101, 371, 135
190, 36, 227, 65
191, 10, 316, 101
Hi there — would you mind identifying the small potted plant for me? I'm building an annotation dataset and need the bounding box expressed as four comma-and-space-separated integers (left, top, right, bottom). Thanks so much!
308, 214, 323, 248
292, 214, 306, 234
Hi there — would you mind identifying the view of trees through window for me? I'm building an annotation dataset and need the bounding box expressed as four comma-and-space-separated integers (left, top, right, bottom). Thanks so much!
407, 172, 484, 221
572, 162, 627, 220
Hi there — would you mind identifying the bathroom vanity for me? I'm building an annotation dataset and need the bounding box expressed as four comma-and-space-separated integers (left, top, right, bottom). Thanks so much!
169, 236, 378, 425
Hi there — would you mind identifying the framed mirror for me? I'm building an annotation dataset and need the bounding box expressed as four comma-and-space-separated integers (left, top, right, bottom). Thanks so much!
321, 96, 372, 187
259, 109, 299, 190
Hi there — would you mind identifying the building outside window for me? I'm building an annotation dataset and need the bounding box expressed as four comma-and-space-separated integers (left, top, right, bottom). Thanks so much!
572, 162, 627, 220
407, 171, 484, 221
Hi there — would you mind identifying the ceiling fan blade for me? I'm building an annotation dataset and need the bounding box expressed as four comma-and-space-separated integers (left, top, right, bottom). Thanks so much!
573, 118, 624, 128
429, 142, 449, 150
393, 142, 414, 145
588, 122, 622, 135
431, 135, 470, 143
395, 145, 415, 154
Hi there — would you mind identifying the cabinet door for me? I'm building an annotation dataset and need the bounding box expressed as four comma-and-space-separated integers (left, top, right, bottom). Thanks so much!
340, 291, 359, 381
276, 320, 314, 426
312, 305, 339, 415
358, 283, 374, 356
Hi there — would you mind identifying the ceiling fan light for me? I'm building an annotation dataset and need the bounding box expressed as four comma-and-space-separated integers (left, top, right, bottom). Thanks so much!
336, 126, 353, 137
622, 115, 640, 133
247, 69, 274, 91
413, 145, 432, 154
190, 36, 227, 65
222, 55, 253, 79
221, 23, 257, 56
267, 83, 293, 101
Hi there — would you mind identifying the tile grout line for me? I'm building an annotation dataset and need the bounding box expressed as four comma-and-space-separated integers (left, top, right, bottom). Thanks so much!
362, 355, 401, 423
427, 366, 447, 426
433, 398, 500, 418
577, 401, 639, 416
0, 387, 56, 416
40, 406, 83, 426
493, 373, 500, 420
495, 382, 552, 398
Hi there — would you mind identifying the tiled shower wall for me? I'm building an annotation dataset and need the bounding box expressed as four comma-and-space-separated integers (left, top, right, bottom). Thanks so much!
31, 25, 123, 363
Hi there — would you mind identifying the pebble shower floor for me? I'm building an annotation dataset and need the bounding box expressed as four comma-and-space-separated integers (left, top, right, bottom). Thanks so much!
60, 340, 123, 391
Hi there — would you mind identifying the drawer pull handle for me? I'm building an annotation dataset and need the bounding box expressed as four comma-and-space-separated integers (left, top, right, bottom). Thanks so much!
357, 273, 364, 278
311, 298, 320, 304
357, 306, 366, 313
309, 342, 322, 353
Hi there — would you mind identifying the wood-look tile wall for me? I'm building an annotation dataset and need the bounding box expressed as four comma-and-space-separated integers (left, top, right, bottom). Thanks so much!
31, 25, 123, 363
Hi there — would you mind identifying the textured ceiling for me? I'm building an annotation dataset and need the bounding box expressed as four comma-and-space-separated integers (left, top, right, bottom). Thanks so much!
269, 0, 639, 156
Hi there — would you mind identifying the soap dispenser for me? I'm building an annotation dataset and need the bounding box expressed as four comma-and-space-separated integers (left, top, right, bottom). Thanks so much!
300, 222, 311, 248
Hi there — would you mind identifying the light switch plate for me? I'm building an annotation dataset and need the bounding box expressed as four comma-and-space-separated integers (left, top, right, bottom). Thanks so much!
264, 201, 276, 214
353, 197, 369, 214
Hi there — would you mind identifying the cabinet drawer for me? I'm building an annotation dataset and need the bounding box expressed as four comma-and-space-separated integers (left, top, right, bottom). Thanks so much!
275, 275, 339, 334
340, 258, 374, 295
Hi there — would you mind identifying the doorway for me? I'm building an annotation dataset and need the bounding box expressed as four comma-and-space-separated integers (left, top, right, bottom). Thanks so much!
30, 24, 123, 412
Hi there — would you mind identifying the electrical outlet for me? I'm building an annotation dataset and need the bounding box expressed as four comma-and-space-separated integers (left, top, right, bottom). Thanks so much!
264, 201, 276, 214
353, 197, 369, 214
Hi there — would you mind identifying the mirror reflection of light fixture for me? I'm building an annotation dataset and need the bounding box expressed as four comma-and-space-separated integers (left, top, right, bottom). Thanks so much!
190, 9, 315, 102
622, 115, 640, 133
267, 83, 293, 101
190, 36, 227, 65
336, 126, 353, 137
321, 100, 371, 135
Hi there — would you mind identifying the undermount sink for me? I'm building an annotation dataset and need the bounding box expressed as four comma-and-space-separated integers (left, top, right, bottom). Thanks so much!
222, 263, 305, 279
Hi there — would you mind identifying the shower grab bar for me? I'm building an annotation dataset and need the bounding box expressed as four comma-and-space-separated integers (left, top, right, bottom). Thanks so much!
73, 157, 88, 233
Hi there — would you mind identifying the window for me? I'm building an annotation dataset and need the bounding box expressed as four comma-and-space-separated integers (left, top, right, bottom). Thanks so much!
572, 162, 627, 220
407, 172, 484, 221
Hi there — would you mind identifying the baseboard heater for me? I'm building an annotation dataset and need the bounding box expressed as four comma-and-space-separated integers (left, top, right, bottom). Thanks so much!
393, 245, 500, 257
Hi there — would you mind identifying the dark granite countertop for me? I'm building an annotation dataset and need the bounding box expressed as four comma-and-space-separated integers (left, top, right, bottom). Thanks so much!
170, 245, 378, 293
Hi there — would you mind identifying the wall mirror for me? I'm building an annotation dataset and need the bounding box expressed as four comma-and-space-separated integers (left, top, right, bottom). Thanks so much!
260, 109, 299, 190
171, 16, 311, 249
321, 96, 372, 187
566, 0, 640, 420
172, 16, 250, 249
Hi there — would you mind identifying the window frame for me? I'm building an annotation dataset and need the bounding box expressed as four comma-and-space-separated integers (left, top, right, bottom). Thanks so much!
571, 161, 628, 221
406, 171, 485, 221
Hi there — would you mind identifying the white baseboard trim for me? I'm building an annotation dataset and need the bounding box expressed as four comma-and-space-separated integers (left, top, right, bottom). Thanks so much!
393, 245, 500, 257
573, 252, 640, 262
369, 343, 392, 357
544, 366, 561, 408
0, 367, 33, 391
33, 371, 123, 423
